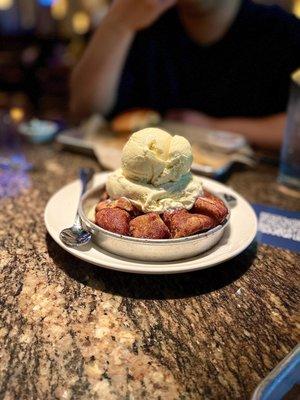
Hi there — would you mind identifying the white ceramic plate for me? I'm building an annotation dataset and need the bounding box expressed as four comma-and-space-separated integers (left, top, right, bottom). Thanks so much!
44, 172, 257, 274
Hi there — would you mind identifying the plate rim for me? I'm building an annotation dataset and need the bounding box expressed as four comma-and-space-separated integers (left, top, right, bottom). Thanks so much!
44, 172, 257, 274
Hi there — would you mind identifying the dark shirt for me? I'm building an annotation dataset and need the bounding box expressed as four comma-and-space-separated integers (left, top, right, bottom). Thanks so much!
110, 0, 300, 119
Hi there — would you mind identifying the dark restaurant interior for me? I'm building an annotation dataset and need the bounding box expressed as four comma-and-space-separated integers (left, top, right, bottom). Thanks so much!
0, 1, 299, 400
0, 0, 297, 121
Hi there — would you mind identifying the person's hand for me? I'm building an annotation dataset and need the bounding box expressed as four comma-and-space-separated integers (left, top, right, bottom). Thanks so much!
107, 0, 177, 32
166, 109, 215, 128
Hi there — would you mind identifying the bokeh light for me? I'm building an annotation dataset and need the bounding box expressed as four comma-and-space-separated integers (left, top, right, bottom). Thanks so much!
0, 0, 13, 11
294, 0, 300, 18
9, 107, 25, 123
51, 0, 68, 20
72, 11, 90, 35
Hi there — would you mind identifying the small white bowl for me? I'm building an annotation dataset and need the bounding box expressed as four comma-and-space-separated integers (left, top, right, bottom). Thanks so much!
18, 119, 59, 143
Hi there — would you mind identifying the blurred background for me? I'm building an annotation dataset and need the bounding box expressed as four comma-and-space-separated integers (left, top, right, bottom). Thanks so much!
0, 0, 299, 124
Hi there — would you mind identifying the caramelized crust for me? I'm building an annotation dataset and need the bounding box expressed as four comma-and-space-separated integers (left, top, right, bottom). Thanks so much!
95, 208, 130, 236
96, 200, 112, 212
163, 209, 216, 238
192, 191, 228, 224
130, 213, 170, 239
93, 190, 226, 239
203, 190, 214, 199
114, 197, 139, 214
96, 197, 139, 215
162, 209, 188, 227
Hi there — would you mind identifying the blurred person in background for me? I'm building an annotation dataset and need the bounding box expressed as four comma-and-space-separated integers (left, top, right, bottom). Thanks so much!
70, 0, 300, 149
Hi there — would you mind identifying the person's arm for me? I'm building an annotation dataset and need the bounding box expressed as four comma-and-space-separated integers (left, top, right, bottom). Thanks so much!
70, 0, 176, 121
166, 110, 286, 149
212, 113, 285, 150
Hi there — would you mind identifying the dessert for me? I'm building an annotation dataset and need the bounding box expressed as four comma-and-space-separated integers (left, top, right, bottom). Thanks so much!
129, 213, 171, 239
95, 208, 130, 236
106, 128, 201, 212
163, 210, 215, 239
92, 128, 228, 239
193, 190, 228, 223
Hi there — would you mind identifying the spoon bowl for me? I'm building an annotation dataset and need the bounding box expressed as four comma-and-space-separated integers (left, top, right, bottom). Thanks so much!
59, 167, 94, 248
59, 227, 91, 247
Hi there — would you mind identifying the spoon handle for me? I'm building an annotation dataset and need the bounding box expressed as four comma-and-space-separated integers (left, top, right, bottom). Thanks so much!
73, 168, 95, 231
79, 168, 95, 196
216, 192, 237, 208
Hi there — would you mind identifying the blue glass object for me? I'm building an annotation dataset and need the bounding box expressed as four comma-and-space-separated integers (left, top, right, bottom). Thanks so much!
38, 0, 54, 6
0, 113, 31, 198
278, 73, 300, 192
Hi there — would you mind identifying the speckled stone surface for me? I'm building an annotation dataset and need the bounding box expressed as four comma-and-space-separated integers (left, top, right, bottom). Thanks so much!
0, 145, 299, 400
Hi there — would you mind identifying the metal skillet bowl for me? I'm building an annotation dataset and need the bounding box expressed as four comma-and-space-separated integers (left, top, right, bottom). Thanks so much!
78, 183, 230, 262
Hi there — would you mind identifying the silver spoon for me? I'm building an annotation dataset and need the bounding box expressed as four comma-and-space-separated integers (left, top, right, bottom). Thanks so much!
60, 168, 94, 248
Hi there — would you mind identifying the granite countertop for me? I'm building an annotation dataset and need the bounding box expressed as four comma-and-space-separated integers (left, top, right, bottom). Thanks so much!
0, 145, 299, 400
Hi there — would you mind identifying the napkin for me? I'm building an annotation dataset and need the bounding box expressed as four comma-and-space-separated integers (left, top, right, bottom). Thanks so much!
253, 204, 300, 252
93, 143, 122, 171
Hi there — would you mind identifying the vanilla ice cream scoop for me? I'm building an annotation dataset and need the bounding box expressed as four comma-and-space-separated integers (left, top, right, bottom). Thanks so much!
106, 128, 202, 213
121, 128, 193, 186
106, 168, 202, 213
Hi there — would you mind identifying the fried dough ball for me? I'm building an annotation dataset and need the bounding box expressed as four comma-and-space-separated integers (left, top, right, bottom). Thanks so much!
95, 200, 111, 212
192, 191, 228, 224
163, 209, 215, 238
93, 190, 226, 239
130, 213, 170, 239
95, 208, 130, 236
96, 197, 139, 215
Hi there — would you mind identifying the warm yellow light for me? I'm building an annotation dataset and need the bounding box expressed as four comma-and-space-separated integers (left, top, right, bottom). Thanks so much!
10, 107, 25, 123
72, 11, 90, 35
294, 0, 300, 18
0, 0, 13, 10
51, 0, 68, 20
